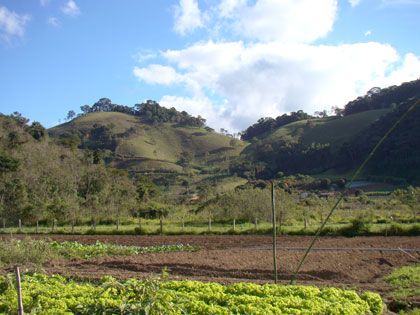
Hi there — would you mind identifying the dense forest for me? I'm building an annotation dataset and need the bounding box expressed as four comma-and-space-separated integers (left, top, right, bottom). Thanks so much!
343, 79, 420, 116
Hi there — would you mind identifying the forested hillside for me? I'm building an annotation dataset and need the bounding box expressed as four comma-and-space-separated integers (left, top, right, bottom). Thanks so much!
233, 78, 420, 183
0, 113, 160, 225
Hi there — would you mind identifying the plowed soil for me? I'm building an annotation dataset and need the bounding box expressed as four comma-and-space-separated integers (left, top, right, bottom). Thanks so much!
3, 234, 420, 308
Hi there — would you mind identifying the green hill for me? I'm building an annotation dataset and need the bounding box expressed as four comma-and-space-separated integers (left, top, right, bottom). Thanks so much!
233, 79, 420, 183
264, 108, 390, 148
48, 111, 248, 193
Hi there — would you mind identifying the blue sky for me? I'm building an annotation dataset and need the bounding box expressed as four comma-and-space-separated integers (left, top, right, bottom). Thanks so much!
1, 0, 419, 132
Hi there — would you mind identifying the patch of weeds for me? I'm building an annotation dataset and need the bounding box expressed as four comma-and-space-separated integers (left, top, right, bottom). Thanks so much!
384, 265, 420, 312
399, 308, 420, 315
0, 238, 59, 265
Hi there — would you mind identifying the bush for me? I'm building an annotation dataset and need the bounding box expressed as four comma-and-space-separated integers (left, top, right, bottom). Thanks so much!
340, 217, 371, 237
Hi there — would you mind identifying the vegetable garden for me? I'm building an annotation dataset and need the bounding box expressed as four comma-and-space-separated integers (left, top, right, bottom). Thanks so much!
1, 234, 420, 314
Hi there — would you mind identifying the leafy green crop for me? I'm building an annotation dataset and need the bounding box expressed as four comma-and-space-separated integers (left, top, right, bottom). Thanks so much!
50, 241, 198, 259
0, 273, 383, 315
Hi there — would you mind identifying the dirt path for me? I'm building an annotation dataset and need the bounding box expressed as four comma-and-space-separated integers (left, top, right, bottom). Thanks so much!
3, 234, 420, 308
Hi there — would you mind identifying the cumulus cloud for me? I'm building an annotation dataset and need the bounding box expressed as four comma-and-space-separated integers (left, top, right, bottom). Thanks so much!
173, 0, 204, 35
233, 0, 337, 43
135, 40, 420, 132
134, 0, 420, 132
174, 0, 337, 42
159, 95, 231, 130
134, 64, 185, 86
0, 6, 30, 42
62, 0, 80, 17
217, 0, 246, 17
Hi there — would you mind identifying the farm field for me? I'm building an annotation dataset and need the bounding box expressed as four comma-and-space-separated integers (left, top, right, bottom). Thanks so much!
2, 234, 419, 309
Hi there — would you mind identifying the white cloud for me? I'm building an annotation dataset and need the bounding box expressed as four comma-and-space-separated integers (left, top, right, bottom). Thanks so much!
364, 30, 372, 36
134, 64, 184, 86
173, 0, 203, 35
132, 0, 420, 132
47, 17, 59, 27
217, 0, 246, 17
135, 53, 156, 63
349, 0, 361, 7
159, 95, 231, 130
0, 6, 30, 41
134, 40, 420, 132
232, 0, 337, 43
62, 0, 80, 17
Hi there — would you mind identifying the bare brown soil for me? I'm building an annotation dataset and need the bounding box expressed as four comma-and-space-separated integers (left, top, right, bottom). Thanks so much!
3, 234, 420, 310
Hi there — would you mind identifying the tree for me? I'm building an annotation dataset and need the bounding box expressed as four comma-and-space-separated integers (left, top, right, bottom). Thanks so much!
27, 121, 46, 140
332, 106, 344, 117
66, 110, 76, 121
135, 175, 160, 202
10, 112, 29, 126
0, 154, 20, 173
80, 105, 91, 115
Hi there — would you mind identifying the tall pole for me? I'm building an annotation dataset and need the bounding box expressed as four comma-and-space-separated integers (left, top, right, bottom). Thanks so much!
15, 266, 24, 315
272, 181, 278, 284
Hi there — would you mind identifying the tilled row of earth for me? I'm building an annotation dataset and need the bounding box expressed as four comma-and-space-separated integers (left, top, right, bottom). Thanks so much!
2, 234, 420, 312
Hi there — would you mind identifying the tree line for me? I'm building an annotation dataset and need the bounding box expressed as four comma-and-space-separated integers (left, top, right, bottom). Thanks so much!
69, 98, 206, 128
0, 113, 161, 225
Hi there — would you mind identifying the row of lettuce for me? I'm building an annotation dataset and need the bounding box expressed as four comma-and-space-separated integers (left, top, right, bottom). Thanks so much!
0, 273, 383, 315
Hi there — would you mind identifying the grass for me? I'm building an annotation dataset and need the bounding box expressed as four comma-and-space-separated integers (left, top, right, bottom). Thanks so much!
50, 111, 248, 171
384, 265, 420, 313
4, 219, 420, 237
260, 108, 391, 152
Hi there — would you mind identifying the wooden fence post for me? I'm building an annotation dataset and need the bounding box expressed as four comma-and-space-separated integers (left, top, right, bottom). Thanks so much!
52, 219, 55, 231
160, 219, 163, 234
181, 219, 184, 232
15, 266, 24, 315
36, 221, 38, 233
116, 218, 119, 231
18, 219, 21, 230
271, 181, 278, 284
71, 221, 75, 233
233, 218, 236, 231
254, 217, 258, 230
208, 218, 211, 231
138, 217, 142, 230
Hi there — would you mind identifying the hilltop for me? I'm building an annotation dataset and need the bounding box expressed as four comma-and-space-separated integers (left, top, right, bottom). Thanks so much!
48, 100, 248, 194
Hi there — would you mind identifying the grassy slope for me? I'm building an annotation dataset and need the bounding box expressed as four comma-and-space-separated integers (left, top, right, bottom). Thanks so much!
49, 112, 248, 173
263, 108, 391, 148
